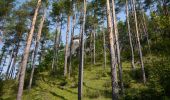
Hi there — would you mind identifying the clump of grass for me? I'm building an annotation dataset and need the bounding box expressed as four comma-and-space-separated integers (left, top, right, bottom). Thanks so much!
84, 88, 101, 98
102, 71, 108, 77
94, 70, 108, 80
103, 80, 111, 88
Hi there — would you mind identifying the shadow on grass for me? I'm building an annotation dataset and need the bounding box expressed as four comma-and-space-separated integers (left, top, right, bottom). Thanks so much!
50, 91, 67, 100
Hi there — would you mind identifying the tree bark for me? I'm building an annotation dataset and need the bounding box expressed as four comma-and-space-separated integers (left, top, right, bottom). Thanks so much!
78, 0, 86, 99
9, 40, 20, 79
93, 29, 96, 65
6, 48, 14, 79
0, 45, 6, 67
51, 15, 62, 71
39, 40, 45, 63
69, 2, 76, 78
28, 9, 46, 90
17, 0, 41, 99
141, 12, 151, 53
102, 25, 106, 70
55, 15, 63, 72
64, 16, 70, 77
16, 56, 23, 81
0, 45, 7, 75
132, 0, 146, 84
106, 0, 119, 99
51, 29, 58, 70
126, 0, 136, 70
111, 0, 124, 95
90, 31, 93, 66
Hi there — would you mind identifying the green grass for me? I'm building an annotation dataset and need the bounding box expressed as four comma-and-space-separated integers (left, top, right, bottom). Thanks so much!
1, 61, 150, 100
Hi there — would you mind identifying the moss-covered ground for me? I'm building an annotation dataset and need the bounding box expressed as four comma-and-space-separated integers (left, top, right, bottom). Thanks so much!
1, 60, 152, 100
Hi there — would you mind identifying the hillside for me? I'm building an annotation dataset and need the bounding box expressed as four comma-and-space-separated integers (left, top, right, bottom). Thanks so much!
1, 53, 170, 100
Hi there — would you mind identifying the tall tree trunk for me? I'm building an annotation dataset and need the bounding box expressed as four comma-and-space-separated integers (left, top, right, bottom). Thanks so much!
28, 9, 46, 90
16, 0, 41, 99
78, 23, 82, 58
132, 0, 146, 84
0, 45, 6, 67
55, 15, 63, 72
16, 56, 23, 81
29, 47, 35, 69
141, 12, 151, 53
51, 15, 62, 71
39, 40, 45, 63
90, 32, 93, 66
52, 30, 58, 70
69, 2, 76, 78
9, 40, 21, 79
2, 52, 8, 67
102, 26, 106, 70
93, 29, 96, 65
64, 16, 70, 77
78, 0, 86, 99
111, 0, 124, 94
106, 0, 118, 99
126, 0, 136, 70
103, 30, 106, 69
0, 45, 6, 75
6, 48, 14, 79
2, 52, 8, 70
52, 20, 62, 71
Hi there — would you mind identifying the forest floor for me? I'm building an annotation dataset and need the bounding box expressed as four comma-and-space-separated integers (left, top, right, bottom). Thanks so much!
1, 61, 148, 100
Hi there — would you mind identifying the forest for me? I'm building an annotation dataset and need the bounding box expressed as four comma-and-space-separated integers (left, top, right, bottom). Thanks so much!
0, 0, 170, 100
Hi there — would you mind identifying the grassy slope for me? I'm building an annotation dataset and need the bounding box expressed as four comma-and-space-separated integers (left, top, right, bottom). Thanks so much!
1, 60, 149, 100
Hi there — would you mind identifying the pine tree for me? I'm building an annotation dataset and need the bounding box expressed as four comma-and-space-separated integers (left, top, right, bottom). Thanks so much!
106, 0, 118, 99
17, 0, 42, 99
78, 0, 86, 99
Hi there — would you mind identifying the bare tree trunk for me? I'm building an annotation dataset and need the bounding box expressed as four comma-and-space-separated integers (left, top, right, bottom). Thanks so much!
39, 40, 45, 63
55, 15, 63, 71
132, 0, 146, 84
0, 45, 6, 75
16, 56, 23, 81
79, 23, 82, 57
52, 15, 62, 71
111, 0, 124, 95
126, 0, 136, 70
90, 32, 93, 66
78, 0, 86, 99
2, 52, 8, 68
102, 26, 106, 70
69, 2, 76, 78
106, 0, 118, 99
141, 12, 151, 53
52, 30, 58, 70
9, 40, 20, 79
28, 9, 46, 90
6, 48, 14, 79
17, 0, 41, 99
93, 29, 96, 65
0, 46, 6, 67
29, 48, 35, 69
64, 16, 70, 77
